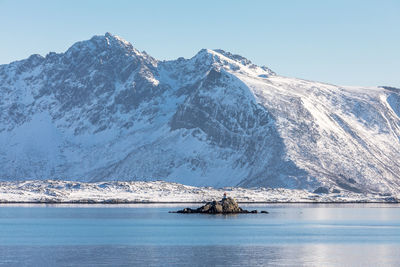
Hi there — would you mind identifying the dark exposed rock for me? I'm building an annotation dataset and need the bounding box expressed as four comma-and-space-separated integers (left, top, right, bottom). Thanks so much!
313, 187, 330, 194
170, 197, 268, 214
380, 86, 400, 92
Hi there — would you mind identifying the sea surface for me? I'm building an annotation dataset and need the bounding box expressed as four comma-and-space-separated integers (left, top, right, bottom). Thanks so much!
0, 203, 399, 266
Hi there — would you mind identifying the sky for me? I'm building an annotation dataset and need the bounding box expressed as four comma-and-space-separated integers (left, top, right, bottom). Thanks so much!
0, 0, 399, 87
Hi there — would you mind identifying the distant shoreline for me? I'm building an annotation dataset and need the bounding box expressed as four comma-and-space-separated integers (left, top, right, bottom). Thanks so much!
0, 201, 399, 204
1, 180, 399, 204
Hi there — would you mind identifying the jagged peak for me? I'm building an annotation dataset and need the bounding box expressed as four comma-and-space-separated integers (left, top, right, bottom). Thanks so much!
189, 48, 275, 76
192, 48, 253, 66
103, 32, 133, 48
213, 49, 253, 66
65, 32, 139, 57
61, 33, 159, 67
26, 54, 45, 65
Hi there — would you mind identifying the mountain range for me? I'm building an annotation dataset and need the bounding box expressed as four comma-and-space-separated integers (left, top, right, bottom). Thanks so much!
1, 33, 399, 195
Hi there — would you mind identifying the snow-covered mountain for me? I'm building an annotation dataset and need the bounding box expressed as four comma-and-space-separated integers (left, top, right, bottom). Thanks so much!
1, 33, 399, 195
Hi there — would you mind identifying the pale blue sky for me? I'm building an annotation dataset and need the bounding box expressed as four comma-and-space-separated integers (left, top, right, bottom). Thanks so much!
1, 0, 399, 87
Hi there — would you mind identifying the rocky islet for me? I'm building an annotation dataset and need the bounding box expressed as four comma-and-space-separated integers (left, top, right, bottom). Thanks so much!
171, 197, 269, 214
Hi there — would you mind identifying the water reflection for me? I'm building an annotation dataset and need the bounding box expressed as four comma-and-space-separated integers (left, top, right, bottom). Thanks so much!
0, 204, 399, 266
1, 244, 399, 267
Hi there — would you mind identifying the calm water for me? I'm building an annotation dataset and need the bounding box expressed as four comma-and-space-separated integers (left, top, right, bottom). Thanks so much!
0, 203, 399, 266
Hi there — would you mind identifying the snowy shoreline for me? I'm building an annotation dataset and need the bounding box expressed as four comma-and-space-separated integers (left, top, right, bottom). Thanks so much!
0, 180, 398, 204
1, 201, 399, 204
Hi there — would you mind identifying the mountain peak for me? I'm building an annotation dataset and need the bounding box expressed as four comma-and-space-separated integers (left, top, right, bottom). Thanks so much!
103, 32, 132, 48
212, 49, 253, 66
190, 48, 275, 76
64, 32, 141, 60
193, 48, 254, 66
104, 32, 114, 38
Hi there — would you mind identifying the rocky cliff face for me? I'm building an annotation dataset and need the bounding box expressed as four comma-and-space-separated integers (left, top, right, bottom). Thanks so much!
0, 33, 399, 195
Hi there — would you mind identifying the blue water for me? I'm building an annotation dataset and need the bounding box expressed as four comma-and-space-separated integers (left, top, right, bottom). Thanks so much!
0, 203, 399, 266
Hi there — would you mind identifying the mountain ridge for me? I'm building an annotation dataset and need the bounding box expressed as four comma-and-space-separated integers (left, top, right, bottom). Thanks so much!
0, 33, 399, 195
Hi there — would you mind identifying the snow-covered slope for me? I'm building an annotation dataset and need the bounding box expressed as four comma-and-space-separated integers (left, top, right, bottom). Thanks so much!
0, 180, 397, 203
0, 33, 399, 196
